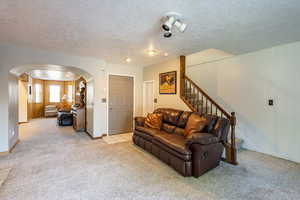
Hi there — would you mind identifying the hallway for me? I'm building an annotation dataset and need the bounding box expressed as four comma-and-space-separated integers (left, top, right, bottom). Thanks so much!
0, 118, 105, 199
0, 119, 300, 200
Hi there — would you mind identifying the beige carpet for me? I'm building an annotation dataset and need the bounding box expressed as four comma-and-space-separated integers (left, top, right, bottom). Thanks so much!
103, 133, 133, 144
0, 168, 11, 188
0, 118, 299, 200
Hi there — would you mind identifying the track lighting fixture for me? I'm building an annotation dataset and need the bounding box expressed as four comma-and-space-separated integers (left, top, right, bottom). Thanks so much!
162, 12, 187, 38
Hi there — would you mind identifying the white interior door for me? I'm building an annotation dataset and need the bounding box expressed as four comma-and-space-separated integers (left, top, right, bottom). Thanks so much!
143, 81, 154, 116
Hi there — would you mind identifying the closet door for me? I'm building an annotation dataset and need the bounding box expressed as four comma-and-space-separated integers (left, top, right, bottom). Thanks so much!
108, 75, 134, 135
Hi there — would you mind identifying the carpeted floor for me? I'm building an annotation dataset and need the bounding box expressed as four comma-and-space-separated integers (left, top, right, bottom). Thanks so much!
103, 132, 133, 144
0, 118, 299, 200
0, 168, 11, 188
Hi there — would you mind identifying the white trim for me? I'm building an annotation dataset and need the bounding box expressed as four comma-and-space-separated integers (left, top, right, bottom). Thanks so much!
143, 80, 155, 116
107, 73, 135, 136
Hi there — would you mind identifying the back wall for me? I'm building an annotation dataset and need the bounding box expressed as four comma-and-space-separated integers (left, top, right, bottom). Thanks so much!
143, 58, 189, 113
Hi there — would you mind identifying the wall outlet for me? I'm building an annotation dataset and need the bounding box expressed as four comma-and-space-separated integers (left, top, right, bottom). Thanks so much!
268, 99, 274, 106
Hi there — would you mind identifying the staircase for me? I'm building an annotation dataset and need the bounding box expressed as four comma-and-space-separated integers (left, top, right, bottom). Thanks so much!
179, 56, 238, 165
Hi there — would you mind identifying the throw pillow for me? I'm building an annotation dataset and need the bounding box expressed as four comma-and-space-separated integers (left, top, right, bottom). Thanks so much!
144, 113, 163, 130
184, 113, 207, 137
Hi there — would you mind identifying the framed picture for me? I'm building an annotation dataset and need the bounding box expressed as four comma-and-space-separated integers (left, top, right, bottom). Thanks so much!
159, 71, 177, 94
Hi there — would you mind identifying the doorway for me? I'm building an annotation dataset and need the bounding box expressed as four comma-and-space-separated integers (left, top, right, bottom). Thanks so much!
108, 75, 134, 135
143, 80, 154, 116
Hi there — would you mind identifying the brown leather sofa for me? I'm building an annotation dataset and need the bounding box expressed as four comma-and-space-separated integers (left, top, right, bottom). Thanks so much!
133, 108, 230, 177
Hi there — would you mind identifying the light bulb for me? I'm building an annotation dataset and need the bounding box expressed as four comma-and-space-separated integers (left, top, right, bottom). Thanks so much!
148, 49, 156, 56
125, 57, 131, 63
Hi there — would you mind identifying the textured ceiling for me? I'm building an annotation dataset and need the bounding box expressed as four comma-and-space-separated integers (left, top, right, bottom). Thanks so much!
1, 0, 300, 66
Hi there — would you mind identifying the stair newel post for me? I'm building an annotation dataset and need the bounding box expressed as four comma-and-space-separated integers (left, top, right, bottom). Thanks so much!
180, 56, 186, 98
228, 112, 238, 165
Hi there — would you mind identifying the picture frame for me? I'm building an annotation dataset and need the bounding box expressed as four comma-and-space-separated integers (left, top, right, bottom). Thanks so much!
159, 71, 177, 94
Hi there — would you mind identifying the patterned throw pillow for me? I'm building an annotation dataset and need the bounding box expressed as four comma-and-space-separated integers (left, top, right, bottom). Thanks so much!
144, 113, 163, 130
184, 113, 207, 137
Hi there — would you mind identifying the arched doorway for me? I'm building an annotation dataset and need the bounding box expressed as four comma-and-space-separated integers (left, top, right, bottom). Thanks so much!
8, 64, 94, 152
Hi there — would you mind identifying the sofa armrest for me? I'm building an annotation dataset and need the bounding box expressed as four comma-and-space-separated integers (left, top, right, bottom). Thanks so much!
134, 117, 146, 127
186, 132, 219, 148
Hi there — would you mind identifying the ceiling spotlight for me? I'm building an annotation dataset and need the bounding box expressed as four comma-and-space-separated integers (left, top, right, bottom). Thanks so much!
174, 21, 187, 33
163, 30, 172, 38
164, 52, 169, 57
162, 16, 176, 31
125, 57, 131, 63
148, 49, 156, 56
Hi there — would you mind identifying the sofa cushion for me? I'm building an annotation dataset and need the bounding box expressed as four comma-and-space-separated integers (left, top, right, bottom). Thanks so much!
174, 127, 185, 136
153, 132, 191, 156
177, 111, 192, 128
152, 140, 191, 161
134, 130, 153, 142
185, 132, 219, 148
154, 108, 183, 126
211, 118, 230, 141
202, 114, 219, 133
134, 117, 146, 127
162, 123, 176, 133
184, 113, 207, 137
144, 113, 163, 130
135, 126, 161, 137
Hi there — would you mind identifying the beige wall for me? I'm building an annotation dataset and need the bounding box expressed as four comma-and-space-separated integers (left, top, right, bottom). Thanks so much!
18, 80, 28, 123
186, 42, 300, 163
186, 48, 233, 66
0, 69, 8, 152
8, 73, 19, 150
143, 58, 189, 112
86, 79, 94, 135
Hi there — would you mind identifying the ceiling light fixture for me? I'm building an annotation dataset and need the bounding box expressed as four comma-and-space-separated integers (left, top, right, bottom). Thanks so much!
162, 12, 187, 38
148, 49, 156, 56
125, 57, 131, 63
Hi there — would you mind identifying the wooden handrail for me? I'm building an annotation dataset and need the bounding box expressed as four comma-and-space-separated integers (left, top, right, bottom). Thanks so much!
184, 76, 231, 119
